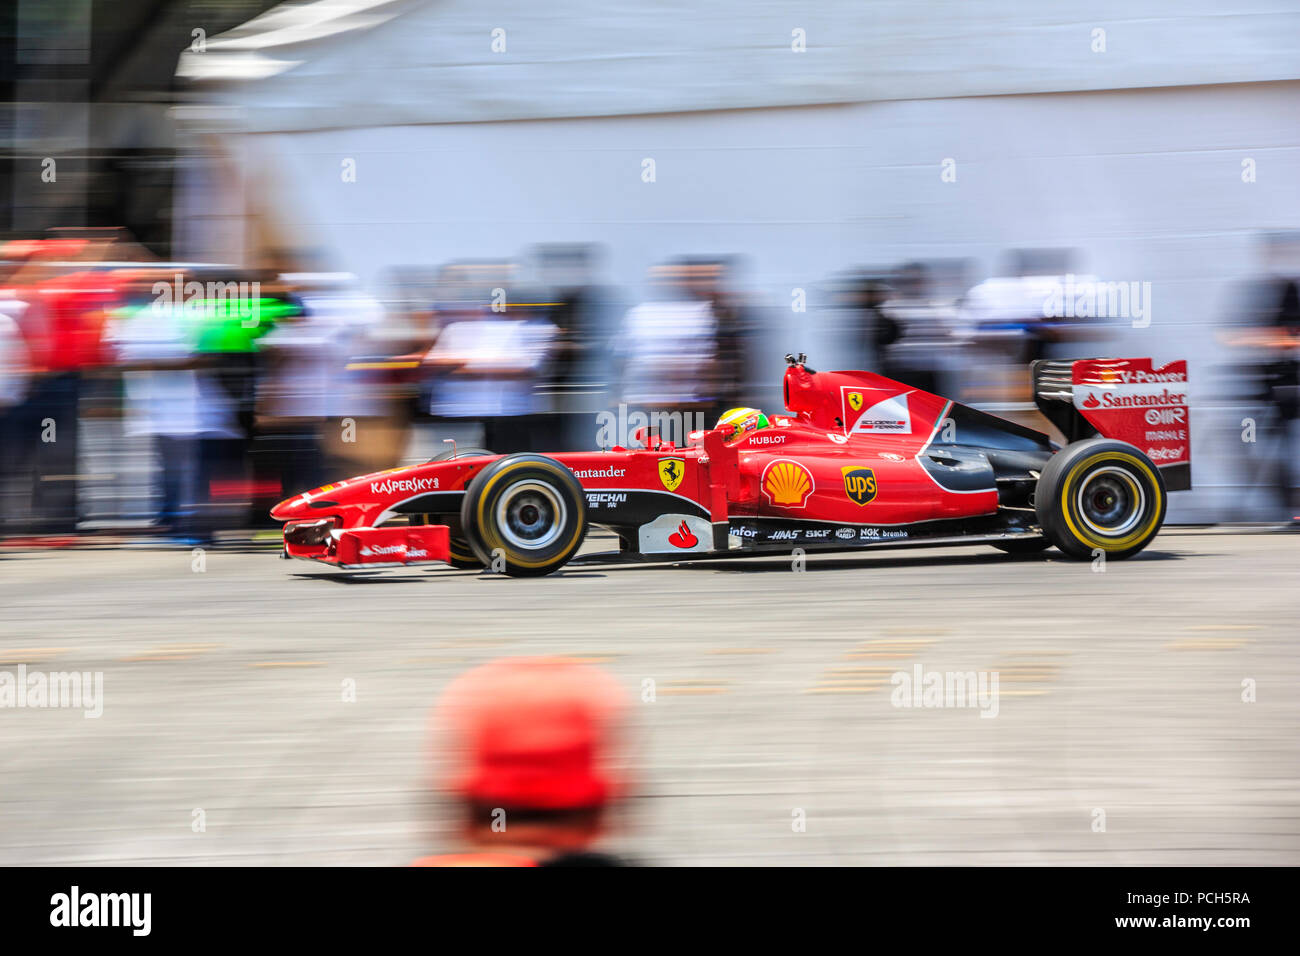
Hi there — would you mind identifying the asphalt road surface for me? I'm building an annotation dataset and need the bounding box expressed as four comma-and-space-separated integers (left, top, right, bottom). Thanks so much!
1, 529, 1296, 866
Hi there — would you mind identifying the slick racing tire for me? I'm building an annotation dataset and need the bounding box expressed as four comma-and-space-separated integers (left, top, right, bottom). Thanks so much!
460, 454, 587, 577
419, 447, 495, 569
991, 537, 1054, 554
1035, 438, 1167, 560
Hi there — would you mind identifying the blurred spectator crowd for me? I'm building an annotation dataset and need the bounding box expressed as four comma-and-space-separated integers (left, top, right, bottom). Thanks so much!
1, 231, 1297, 545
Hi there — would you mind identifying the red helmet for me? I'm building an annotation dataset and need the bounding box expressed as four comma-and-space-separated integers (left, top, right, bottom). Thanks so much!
435, 657, 629, 810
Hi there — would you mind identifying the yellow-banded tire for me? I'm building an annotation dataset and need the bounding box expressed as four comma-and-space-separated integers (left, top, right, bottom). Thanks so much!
1035, 439, 1167, 560
422, 447, 496, 569
423, 512, 485, 569
460, 455, 587, 577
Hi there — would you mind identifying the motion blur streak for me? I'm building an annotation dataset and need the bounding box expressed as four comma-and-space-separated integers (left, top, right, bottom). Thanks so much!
0, 0, 1297, 867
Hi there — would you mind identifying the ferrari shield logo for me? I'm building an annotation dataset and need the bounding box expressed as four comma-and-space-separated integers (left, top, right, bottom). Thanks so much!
847, 391, 864, 412
658, 457, 685, 492
841, 466, 877, 505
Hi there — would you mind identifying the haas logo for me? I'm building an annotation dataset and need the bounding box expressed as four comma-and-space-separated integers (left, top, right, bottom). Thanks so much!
668, 520, 699, 549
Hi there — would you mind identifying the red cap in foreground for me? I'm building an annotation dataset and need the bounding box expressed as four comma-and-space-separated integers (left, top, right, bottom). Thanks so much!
436, 657, 629, 810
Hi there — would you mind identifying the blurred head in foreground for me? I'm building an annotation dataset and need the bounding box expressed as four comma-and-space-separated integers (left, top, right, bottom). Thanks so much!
415, 657, 631, 867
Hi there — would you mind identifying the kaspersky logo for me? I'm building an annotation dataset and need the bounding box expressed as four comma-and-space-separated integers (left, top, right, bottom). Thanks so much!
658, 457, 685, 492
841, 466, 878, 505
370, 476, 438, 495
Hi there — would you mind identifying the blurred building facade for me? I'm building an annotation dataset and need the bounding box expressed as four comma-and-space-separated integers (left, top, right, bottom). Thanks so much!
171, 0, 1300, 521
6, 1, 1300, 524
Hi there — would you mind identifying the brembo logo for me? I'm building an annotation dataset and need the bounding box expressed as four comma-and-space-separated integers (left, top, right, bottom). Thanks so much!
370, 477, 438, 495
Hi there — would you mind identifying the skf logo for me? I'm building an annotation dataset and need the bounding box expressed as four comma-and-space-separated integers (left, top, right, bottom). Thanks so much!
847, 391, 864, 412
841, 466, 878, 505
658, 457, 685, 492
762, 459, 814, 509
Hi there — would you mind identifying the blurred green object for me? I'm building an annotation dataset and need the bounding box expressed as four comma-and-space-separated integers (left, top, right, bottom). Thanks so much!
191, 297, 298, 353
109, 296, 300, 352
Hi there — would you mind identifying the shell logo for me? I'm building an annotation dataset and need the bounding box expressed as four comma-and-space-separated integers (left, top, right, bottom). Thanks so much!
762, 459, 814, 509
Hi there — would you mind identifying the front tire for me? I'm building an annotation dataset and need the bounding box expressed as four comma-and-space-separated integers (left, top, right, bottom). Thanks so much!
421, 447, 495, 569
1035, 438, 1167, 560
460, 455, 587, 577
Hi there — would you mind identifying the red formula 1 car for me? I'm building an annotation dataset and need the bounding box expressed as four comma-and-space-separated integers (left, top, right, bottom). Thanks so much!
271, 354, 1191, 576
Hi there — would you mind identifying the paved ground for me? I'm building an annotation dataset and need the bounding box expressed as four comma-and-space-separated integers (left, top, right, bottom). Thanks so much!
1, 529, 1296, 866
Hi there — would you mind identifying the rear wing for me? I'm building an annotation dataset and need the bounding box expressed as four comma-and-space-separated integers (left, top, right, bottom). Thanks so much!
1031, 358, 1191, 491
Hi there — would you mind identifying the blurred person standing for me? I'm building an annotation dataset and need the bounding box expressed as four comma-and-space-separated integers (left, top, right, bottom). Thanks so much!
424, 287, 558, 454
1221, 232, 1300, 524
615, 261, 724, 442
0, 296, 32, 536
103, 274, 209, 542
188, 272, 284, 538
254, 273, 384, 504
4, 237, 129, 538
878, 262, 956, 395
699, 257, 759, 416
958, 249, 1083, 409
414, 657, 633, 867
532, 244, 617, 451
846, 273, 899, 375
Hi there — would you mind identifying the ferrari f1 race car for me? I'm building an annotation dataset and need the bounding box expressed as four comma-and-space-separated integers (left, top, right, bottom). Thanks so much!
271, 354, 1191, 576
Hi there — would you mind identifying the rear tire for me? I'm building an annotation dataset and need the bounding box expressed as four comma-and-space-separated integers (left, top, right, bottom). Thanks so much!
1035, 439, 1166, 560
460, 455, 587, 577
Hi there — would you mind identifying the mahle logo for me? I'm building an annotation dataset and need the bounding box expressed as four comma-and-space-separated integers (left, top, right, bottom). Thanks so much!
841, 466, 877, 505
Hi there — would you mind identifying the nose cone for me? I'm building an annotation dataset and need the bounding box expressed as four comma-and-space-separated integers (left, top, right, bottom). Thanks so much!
272, 480, 347, 522
270, 493, 309, 522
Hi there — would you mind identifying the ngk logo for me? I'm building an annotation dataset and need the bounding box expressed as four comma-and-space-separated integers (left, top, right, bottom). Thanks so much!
1144, 407, 1186, 426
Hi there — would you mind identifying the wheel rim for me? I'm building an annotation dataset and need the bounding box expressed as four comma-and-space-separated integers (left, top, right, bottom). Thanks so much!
495, 480, 566, 551
1076, 466, 1145, 537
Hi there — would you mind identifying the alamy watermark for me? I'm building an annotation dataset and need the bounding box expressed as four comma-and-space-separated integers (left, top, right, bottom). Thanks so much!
890, 663, 999, 718
595, 404, 708, 449
1, 665, 103, 718
152, 273, 262, 327
1042, 274, 1152, 328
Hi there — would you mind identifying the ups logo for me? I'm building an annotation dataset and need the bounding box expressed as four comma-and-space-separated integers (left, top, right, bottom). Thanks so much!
841, 466, 878, 505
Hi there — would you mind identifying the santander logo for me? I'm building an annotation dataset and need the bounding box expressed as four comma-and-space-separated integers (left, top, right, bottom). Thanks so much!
668, 520, 699, 549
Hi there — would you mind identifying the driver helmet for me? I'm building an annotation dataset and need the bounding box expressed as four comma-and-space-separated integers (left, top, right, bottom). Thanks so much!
716, 406, 770, 442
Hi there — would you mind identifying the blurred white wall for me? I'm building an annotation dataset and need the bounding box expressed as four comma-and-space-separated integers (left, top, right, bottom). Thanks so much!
179, 0, 1300, 126
175, 0, 1300, 521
